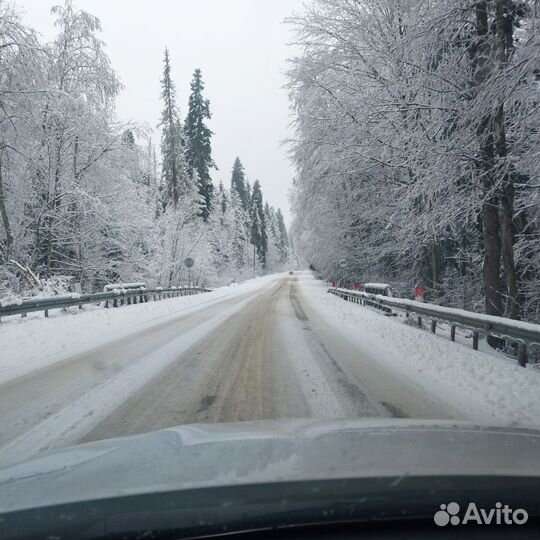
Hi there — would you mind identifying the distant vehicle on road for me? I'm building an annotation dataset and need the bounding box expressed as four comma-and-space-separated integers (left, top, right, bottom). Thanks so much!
289, 270, 294, 275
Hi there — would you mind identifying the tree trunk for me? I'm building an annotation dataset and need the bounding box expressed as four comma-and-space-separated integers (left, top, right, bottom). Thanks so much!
483, 192, 503, 317
0, 151, 14, 262
474, 1, 504, 321
431, 242, 441, 297
500, 179, 519, 318
495, 0, 520, 319
44, 126, 65, 277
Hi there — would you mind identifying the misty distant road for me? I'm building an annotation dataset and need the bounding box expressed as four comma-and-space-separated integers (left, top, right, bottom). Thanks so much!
0, 275, 456, 465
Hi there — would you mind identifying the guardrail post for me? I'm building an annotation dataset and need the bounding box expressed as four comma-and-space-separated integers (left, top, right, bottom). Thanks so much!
450, 325, 456, 341
113, 298, 118, 308
518, 343, 528, 367
417, 315, 422, 328
473, 331, 479, 350
44, 309, 48, 318
430, 320, 436, 333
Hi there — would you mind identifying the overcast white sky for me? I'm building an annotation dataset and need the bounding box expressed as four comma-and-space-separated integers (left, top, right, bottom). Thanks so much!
16, 0, 303, 224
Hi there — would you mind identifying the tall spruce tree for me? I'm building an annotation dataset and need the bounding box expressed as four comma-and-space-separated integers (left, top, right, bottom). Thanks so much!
158, 48, 186, 208
246, 179, 252, 209
249, 180, 268, 267
230, 157, 248, 210
275, 208, 289, 263
218, 181, 227, 215
184, 68, 215, 221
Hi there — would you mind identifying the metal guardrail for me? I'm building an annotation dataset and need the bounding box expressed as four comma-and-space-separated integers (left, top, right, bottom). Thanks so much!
328, 287, 540, 367
0, 286, 212, 321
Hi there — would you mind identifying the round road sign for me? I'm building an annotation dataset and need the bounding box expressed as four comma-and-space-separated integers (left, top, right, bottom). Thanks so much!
184, 257, 194, 268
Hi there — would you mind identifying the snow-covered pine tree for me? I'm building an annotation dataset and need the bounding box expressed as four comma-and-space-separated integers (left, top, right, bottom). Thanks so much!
230, 157, 249, 210
246, 179, 252, 209
158, 48, 188, 209
262, 204, 289, 271
275, 208, 289, 264
249, 180, 268, 268
264, 203, 280, 270
218, 181, 227, 216
226, 189, 247, 271
184, 68, 215, 221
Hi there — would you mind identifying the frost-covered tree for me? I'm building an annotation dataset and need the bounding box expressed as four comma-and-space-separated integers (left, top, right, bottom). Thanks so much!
0, 0, 290, 298
230, 157, 249, 210
287, 0, 540, 324
249, 180, 268, 268
184, 68, 215, 220
275, 209, 289, 264
0, 1, 43, 265
159, 48, 189, 208
228, 189, 251, 272
30, 0, 127, 283
0, 1, 152, 290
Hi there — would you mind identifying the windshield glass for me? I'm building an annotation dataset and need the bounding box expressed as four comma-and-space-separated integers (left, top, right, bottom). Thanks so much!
0, 0, 539, 514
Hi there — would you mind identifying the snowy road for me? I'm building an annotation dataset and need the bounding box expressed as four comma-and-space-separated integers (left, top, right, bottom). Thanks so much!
0, 273, 461, 466
81, 276, 455, 443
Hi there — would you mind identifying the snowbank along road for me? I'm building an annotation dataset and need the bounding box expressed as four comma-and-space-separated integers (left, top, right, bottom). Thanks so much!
1, 271, 538, 467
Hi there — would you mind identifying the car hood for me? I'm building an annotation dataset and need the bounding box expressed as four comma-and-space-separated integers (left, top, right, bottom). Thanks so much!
1, 418, 539, 513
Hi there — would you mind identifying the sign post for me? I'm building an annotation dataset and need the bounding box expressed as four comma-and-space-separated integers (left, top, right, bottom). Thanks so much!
338, 258, 347, 288
184, 257, 194, 288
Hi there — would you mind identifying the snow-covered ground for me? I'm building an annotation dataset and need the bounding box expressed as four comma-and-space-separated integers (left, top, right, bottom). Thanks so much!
0, 273, 284, 386
298, 272, 540, 427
